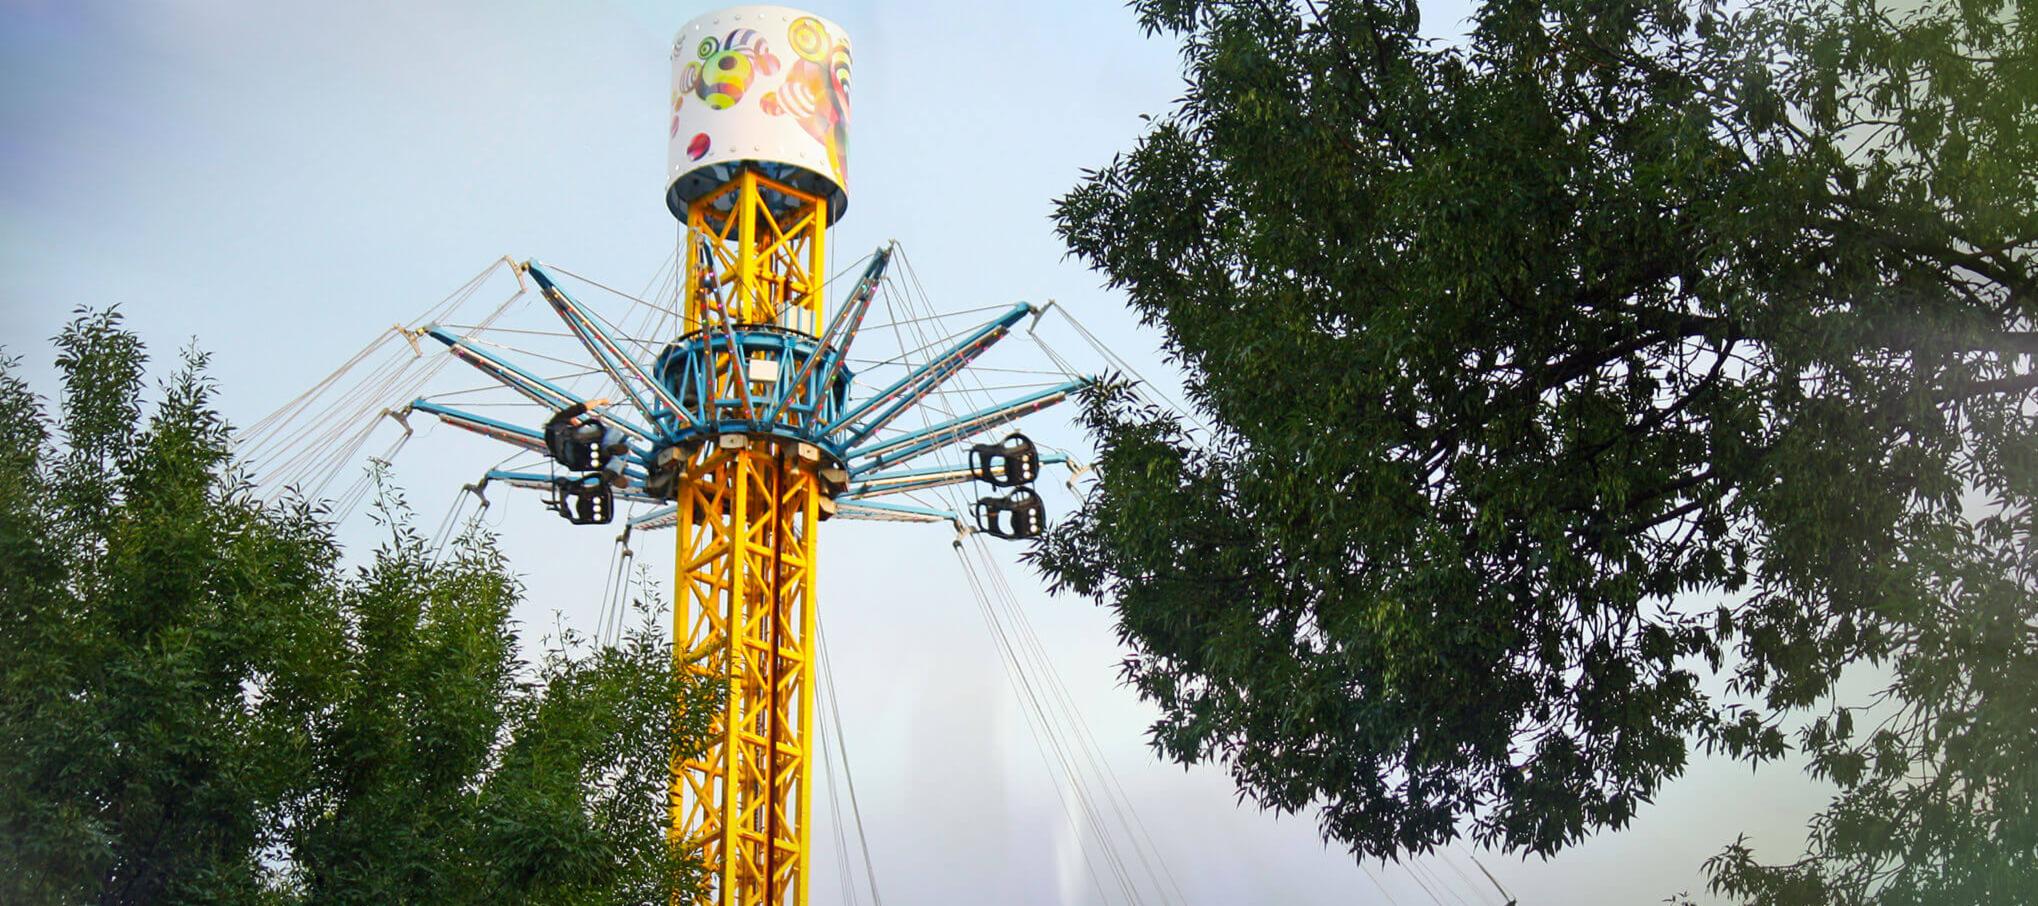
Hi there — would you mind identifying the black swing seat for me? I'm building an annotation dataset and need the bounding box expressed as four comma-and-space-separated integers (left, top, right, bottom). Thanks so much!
548, 475, 614, 525
544, 403, 625, 473
969, 432, 1041, 488
972, 486, 1045, 540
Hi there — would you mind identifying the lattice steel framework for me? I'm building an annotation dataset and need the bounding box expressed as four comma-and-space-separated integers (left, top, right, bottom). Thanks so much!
406, 167, 1085, 906
672, 442, 820, 905
388, 7, 1110, 899
671, 169, 827, 906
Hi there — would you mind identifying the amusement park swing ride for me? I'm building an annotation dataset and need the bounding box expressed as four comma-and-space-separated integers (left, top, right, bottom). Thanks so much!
236, 6, 1193, 905
236, 7, 1532, 905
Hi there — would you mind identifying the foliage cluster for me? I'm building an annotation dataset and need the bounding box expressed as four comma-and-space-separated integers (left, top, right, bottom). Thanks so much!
1038, 0, 2036, 901
0, 310, 713, 904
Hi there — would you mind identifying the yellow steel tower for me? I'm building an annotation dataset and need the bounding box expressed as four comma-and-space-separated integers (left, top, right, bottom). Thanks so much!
663, 9, 849, 904
410, 7, 1082, 904
671, 170, 830, 903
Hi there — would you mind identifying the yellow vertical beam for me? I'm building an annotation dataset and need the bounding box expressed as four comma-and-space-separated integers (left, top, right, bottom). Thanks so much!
792, 451, 819, 906
736, 169, 759, 323
673, 164, 828, 906
805, 197, 827, 331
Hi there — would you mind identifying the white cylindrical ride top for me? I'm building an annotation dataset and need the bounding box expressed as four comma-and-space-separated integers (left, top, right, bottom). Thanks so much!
666, 5, 851, 223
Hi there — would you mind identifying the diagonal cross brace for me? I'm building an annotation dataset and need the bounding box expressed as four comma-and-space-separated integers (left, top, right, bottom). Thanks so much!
827, 301, 1033, 447
425, 326, 655, 442
527, 261, 694, 432
846, 378, 1088, 473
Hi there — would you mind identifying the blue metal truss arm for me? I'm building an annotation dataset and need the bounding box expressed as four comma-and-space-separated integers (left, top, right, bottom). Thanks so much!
831, 498, 960, 524
424, 326, 655, 442
628, 505, 680, 530
765, 246, 891, 424
843, 452, 1070, 498
525, 261, 694, 431
411, 399, 548, 452
411, 401, 654, 468
485, 469, 665, 505
808, 245, 892, 404
827, 302, 1033, 445
846, 378, 1089, 473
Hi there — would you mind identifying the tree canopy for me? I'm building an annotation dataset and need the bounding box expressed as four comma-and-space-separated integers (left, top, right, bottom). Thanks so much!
0, 309, 712, 904
1038, 0, 2035, 901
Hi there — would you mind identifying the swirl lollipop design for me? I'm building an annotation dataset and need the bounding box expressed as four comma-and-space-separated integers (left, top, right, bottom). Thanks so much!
765, 16, 851, 179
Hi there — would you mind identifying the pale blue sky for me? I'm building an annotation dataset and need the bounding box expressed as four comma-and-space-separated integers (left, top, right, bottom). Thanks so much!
2, 2, 1835, 903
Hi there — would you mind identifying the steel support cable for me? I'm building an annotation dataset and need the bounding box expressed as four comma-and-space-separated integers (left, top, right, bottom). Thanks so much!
969, 539, 1187, 906
812, 627, 862, 906
611, 558, 642, 648
425, 484, 472, 559
1354, 859, 1405, 905
595, 536, 624, 649
293, 352, 420, 478
816, 617, 883, 906
614, 251, 678, 379
300, 405, 399, 501
300, 354, 441, 498
892, 247, 997, 417
602, 558, 626, 648
969, 538, 1188, 906
814, 702, 861, 906
331, 427, 412, 522
894, 256, 1151, 906
636, 260, 679, 356
461, 332, 635, 374
241, 256, 502, 462
944, 417, 1179, 903
252, 279, 527, 499
966, 540, 1148, 906
544, 258, 686, 320
903, 380, 1067, 396
867, 279, 951, 436
891, 243, 1175, 906
240, 258, 491, 447
544, 258, 677, 414
850, 303, 1012, 333
238, 328, 400, 460
435, 324, 577, 339
951, 545, 1127, 906
949, 366, 1437, 906
841, 379, 1066, 405
1438, 850, 1491, 904
1035, 305, 1213, 439
1466, 853, 1515, 905
765, 247, 875, 327
846, 309, 1010, 376
844, 362, 1067, 378
251, 347, 414, 482
863, 264, 961, 411
1410, 855, 1459, 903
952, 537, 1144, 906
866, 264, 995, 518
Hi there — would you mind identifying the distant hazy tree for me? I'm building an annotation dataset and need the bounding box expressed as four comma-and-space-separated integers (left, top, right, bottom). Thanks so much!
0, 309, 712, 904
1039, 0, 2035, 902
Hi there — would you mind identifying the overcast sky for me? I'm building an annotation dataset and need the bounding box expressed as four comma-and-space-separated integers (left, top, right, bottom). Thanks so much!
2, 1, 1841, 903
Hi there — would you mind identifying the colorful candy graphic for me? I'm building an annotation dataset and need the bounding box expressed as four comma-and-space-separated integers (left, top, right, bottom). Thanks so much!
786, 15, 827, 60
688, 132, 711, 161
680, 28, 781, 111
762, 16, 851, 178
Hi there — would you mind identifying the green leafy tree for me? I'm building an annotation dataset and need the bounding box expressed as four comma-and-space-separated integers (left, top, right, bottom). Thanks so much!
0, 309, 712, 904
1038, 1, 2035, 902
0, 309, 327, 904
269, 499, 712, 905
